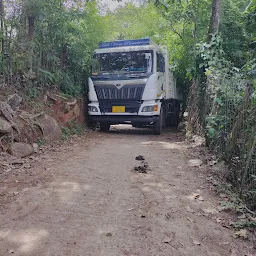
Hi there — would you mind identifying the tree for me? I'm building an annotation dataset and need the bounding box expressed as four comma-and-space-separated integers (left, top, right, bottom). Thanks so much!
208, 0, 221, 41
0, 0, 4, 74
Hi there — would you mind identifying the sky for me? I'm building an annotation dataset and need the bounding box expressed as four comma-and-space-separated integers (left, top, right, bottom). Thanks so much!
99, 0, 142, 11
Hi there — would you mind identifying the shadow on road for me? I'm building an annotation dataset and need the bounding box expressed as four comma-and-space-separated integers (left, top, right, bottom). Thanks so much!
107, 124, 179, 137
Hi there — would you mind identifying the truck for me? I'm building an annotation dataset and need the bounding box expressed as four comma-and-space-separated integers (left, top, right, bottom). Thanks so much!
88, 38, 182, 135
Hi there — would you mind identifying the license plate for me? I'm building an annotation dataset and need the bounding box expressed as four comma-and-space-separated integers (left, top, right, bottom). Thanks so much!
112, 106, 125, 113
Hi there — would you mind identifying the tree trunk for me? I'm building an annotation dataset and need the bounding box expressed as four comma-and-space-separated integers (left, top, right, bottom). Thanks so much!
60, 44, 67, 70
226, 82, 253, 158
0, 0, 4, 72
187, 78, 202, 135
208, 0, 222, 41
28, 15, 35, 41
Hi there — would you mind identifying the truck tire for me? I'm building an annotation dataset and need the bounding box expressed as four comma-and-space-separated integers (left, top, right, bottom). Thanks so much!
153, 110, 163, 135
173, 103, 180, 127
169, 102, 180, 127
132, 123, 143, 128
174, 111, 180, 127
100, 123, 110, 132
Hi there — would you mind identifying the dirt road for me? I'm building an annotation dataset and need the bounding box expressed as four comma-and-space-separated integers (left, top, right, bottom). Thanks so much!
0, 126, 255, 256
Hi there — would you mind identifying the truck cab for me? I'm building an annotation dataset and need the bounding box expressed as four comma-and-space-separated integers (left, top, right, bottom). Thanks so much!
88, 38, 182, 134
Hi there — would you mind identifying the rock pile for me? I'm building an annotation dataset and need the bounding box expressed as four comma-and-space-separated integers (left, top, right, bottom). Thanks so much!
0, 93, 61, 158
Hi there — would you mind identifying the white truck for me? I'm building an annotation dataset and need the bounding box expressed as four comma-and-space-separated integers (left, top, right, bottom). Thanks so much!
88, 38, 182, 135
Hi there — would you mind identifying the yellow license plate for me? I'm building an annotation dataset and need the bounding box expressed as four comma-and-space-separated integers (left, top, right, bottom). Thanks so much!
112, 106, 125, 113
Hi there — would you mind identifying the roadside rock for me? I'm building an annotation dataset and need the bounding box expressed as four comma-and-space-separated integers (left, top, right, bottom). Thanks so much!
0, 117, 12, 133
36, 114, 62, 142
7, 93, 23, 110
0, 101, 14, 124
189, 159, 203, 167
135, 155, 145, 161
178, 121, 187, 132
183, 112, 188, 121
9, 142, 34, 158
188, 135, 206, 148
73, 104, 80, 119
33, 143, 39, 153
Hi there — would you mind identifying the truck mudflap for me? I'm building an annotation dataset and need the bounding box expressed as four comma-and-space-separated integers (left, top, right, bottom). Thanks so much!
89, 115, 158, 125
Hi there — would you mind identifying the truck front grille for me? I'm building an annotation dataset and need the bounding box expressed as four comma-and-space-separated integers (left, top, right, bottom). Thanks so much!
99, 101, 141, 113
94, 84, 145, 101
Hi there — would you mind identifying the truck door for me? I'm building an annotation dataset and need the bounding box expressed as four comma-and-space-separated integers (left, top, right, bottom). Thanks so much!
156, 52, 166, 98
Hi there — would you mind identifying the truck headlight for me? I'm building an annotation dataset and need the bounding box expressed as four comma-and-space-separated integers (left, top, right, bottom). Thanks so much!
88, 106, 98, 112
141, 105, 158, 112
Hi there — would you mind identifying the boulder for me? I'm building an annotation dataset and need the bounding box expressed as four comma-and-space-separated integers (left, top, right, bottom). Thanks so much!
0, 117, 12, 133
0, 101, 14, 124
36, 114, 62, 142
9, 142, 34, 158
192, 135, 206, 147
7, 94, 23, 110
189, 159, 203, 167
32, 143, 39, 153
183, 112, 188, 121
178, 121, 187, 132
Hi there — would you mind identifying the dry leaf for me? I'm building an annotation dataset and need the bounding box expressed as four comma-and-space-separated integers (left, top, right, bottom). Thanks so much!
192, 239, 201, 246
216, 217, 224, 223
249, 216, 256, 221
237, 214, 246, 219
202, 207, 218, 214
187, 216, 195, 222
198, 196, 204, 201
189, 159, 203, 167
234, 229, 248, 239
163, 238, 172, 244
192, 193, 200, 199
219, 193, 228, 198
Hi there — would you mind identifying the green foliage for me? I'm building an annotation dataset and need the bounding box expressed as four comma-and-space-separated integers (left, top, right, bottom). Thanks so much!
1, 0, 109, 97
61, 122, 83, 140
36, 137, 46, 147
25, 86, 41, 99
106, 3, 168, 41
231, 220, 256, 229
61, 126, 71, 140
220, 200, 244, 213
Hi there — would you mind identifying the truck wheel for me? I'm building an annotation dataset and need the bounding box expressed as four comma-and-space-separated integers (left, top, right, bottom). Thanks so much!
100, 123, 110, 132
174, 111, 180, 127
132, 124, 143, 128
153, 111, 163, 135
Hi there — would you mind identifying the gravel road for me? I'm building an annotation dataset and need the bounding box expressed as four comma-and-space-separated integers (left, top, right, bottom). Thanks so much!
0, 126, 255, 256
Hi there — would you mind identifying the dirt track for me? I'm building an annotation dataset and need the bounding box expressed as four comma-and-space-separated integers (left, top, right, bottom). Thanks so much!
0, 126, 255, 256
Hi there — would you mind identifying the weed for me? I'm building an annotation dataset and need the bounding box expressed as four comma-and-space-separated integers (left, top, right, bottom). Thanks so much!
231, 220, 256, 229
36, 138, 46, 146
61, 122, 83, 140
61, 126, 71, 140
219, 201, 244, 213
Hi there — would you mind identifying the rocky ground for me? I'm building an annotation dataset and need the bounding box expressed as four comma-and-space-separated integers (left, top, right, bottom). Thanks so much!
0, 125, 255, 256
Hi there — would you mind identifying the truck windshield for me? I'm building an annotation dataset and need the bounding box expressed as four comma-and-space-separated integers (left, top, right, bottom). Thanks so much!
92, 50, 153, 73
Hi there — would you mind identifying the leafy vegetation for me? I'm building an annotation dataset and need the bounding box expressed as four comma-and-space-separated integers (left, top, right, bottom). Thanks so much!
61, 122, 84, 140
0, 0, 109, 96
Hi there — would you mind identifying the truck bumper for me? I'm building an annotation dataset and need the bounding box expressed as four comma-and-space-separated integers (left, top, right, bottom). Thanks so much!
89, 115, 158, 125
